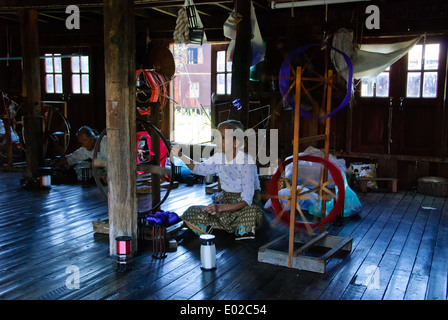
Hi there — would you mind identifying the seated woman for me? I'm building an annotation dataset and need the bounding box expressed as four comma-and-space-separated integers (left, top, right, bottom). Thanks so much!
53, 126, 107, 181
173, 120, 264, 240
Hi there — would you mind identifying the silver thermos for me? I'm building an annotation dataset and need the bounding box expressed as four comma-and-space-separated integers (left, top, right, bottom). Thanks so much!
200, 234, 216, 271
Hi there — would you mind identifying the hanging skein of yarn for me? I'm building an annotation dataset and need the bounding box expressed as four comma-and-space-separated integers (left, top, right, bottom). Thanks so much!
173, 7, 190, 44
146, 211, 180, 227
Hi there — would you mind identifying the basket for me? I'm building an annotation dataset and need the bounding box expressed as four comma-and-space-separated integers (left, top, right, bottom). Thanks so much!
417, 176, 448, 197
185, 2, 205, 45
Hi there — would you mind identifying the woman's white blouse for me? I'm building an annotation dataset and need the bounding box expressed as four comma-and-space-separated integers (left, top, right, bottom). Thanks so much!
192, 150, 260, 206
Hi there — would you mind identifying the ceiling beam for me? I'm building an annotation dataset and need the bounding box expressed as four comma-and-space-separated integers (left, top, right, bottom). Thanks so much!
150, 7, 178, 18
270, 0, 371, 9
0, 0, 234, 10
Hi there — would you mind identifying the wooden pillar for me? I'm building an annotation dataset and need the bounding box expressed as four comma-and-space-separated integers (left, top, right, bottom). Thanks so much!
320, 69, 333, 234
103, 0, 137, 256
230, 0, 251, 126
288, 67, 301, 268
149, 109, 161, 209
20, 9, 42, 180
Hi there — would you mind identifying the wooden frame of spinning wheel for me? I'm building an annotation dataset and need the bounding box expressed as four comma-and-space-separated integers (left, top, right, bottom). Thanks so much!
258, 66, 353, 273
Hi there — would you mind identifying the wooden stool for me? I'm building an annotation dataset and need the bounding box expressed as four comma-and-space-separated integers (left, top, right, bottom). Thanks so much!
152, 225, 167, 259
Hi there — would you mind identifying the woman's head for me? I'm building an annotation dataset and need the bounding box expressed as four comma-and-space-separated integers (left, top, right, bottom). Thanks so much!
76, 126, 97, 151
216, 120, 245, 153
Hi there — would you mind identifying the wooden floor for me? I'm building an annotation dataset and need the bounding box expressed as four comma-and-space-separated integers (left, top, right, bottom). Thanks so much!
1, 169, 447, 301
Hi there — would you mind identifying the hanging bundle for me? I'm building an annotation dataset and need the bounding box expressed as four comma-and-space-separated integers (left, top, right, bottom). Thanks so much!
173, 7, 190, 44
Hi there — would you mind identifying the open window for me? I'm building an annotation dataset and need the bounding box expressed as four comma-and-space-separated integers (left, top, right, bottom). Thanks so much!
169, 42, 230, 144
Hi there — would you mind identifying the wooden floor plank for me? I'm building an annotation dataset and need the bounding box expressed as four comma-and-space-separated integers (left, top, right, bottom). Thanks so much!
361, 192, 425, 300
317, 192, 406, 300
354, 191, 416, 299
382, 195, 435, 300
425, 197, 448, 300
1, 170, 447, 300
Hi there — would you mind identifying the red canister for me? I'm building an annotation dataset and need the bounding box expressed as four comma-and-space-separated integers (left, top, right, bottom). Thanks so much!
115, 236, 133, 272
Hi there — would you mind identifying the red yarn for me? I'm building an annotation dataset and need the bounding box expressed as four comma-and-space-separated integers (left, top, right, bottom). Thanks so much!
268, 155, 345, 231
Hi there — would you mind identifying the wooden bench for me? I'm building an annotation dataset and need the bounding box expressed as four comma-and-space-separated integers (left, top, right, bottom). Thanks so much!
358, 177, 398, 193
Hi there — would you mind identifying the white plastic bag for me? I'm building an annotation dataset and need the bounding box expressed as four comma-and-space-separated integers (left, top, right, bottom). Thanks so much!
284, 146, 347, 189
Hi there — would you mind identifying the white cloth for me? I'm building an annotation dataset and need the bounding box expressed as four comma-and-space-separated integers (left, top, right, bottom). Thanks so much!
331, 28, 424, 81
224, 2, 265, 66
66, 136, 107, 167
192, 150, 260, 206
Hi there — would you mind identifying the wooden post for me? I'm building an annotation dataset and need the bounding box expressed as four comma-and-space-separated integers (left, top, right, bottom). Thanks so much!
320, 69, 333, 234
230, 0, 251, 125
288, 67, 301, 268
20, 9, 42, 180
149, 108, 161, 209
103, 0, 137, 256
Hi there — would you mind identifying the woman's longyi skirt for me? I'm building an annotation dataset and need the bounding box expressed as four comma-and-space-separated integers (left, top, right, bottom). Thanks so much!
181, 191, 264, 237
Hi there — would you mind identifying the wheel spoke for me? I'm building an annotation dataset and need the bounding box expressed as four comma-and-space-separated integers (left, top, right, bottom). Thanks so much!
296, 202, 313, 233
270, 199, 291, 227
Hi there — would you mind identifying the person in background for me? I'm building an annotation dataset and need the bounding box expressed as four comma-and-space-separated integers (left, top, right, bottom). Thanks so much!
0, 118, 24, 162
53, 126, 107, 181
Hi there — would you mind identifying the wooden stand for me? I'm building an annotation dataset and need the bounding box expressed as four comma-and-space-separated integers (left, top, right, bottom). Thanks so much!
258, 66, 352, 273
258, 232, 352, 274
92, 218, 184, 241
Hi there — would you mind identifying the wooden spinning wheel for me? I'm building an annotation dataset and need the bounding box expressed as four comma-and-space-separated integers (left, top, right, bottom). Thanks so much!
268, 154, 345, 233
258, 44, 353, 272
92, 118, 175, 215
279, 43, 352, 120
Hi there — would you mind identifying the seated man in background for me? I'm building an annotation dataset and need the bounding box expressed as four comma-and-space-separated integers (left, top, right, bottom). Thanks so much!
53, 126, 107, 182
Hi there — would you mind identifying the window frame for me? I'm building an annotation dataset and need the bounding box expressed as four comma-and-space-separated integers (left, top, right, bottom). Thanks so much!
406, 43, 440, 99
71, 55, 90, 95
211, 43, 232, 97
44, 53, 63, 94
360, 68, 391, 98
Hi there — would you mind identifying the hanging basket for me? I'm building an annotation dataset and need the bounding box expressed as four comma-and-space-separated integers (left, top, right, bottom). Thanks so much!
185, 1, 205, 45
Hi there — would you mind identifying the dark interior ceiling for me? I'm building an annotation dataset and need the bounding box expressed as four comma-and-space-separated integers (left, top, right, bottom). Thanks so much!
0, 1, 270, 24
0, 0, 447, 38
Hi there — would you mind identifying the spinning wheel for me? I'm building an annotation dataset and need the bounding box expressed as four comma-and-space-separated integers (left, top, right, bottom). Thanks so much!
268, 154, 345, 232
279, 43, 353, 119
258, 44, 353, 272
10, 100, 71, 163
271, 43, 352, 232
92, 118, 175, 215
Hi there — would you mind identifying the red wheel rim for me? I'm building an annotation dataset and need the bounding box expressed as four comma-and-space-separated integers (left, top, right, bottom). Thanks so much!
268, 155, 345, 231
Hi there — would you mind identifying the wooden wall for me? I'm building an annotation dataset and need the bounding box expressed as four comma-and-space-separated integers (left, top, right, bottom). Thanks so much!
1, 0, 448, 188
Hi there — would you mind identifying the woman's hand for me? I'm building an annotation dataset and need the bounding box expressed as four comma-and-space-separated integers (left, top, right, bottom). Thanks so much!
202, 203, 220, 215
52, 156, 68, 169
201, 200, 249, 215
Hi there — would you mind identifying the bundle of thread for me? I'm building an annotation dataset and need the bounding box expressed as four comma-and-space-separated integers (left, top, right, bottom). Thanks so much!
146, 210, 180, 227
173, 7, 190, 44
